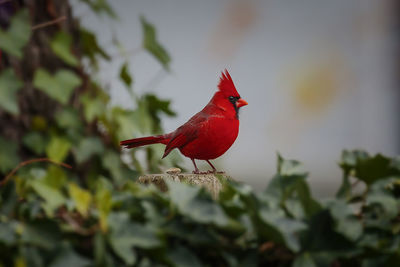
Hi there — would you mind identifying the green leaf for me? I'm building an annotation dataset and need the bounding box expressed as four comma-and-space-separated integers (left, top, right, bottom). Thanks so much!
339, 150, 399, 185
33, 68, 82, 104
68, 183, 92, 216
74, 137, 104, 163
258, 207, 307, 252
49, 245, 91, 267
0, 136, 20, 173
22, 131, 47, 154
80, 0, 117, 18
79, 28, 110, 67
46, 137, 71, 162
166, 180, 229, 227
95, 178, 112, 232
112, 108, 140, 139
0, 9, 31, 58
43, 165, 67, 189
276, 153, 308, 177
293, 252, 317, 267
30, 179, 66, 215
356, 154, 396, 185
336, 174, 351, 200
142, 94, 176, 132
0, 68, 23, 115
102, 149, 137, 185
21, 220, 61, 250
0, 222, 17, 245
81, 93, 107, 122
119, 62, 133, 88
50, 31, 79, 66
328, 199, 362, 241
168, 245, 202, 267
108, 212, 160, 264
140, 16, 171, 70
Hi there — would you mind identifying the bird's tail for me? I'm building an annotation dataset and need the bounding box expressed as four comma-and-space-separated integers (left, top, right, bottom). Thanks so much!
120, 135, 168, 149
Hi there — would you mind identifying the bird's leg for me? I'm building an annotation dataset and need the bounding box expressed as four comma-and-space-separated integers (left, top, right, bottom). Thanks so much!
206, 160, 224, 174
206, 160, 216, 173
191, 159, 200, 174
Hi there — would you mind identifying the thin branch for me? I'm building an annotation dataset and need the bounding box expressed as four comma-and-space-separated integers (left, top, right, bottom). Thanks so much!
31, 16, 66, 30
0, 158, 72, 187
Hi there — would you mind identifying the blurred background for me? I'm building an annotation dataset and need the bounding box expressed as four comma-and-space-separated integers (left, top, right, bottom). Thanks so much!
70, 0, 400, 196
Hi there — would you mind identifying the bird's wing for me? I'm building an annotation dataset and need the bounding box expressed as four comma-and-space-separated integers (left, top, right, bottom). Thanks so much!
162, 113, 208, 158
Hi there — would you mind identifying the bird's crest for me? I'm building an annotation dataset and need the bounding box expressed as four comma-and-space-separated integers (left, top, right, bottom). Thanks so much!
218, 69, 240, 97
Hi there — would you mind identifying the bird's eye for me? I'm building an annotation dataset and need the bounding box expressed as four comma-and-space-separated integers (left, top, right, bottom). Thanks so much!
229, 96, 234, 101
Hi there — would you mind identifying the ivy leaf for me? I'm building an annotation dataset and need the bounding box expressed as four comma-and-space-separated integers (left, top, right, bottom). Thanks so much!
55, 108, 83, 130
43, 165, 67, 189
33, 69, 82, 105
73, 137, 104, 163
21, 220, 61, 250
30, 179, 66, 216
339, 150, 399, 185
142, 94, 176, 132
140, 16, 171, 70
258, 207, 307, 252
0, 222, 17, 245
50, 31, 79, 66
94, 178, 112, 232
119, 62, 133, 88
0, 9, 31, 58
166, 180, 229, 227
108, 212, 160, 264
49, 245, 91, 267
0, 137, 19, 174
22, 131, 47, 154
293, 253, 317, 267
328, 199, 362, 241
108, 212, 161, 248
81, 92, 108, 122
167, 245, 202, 267
46, 137, 71, 162
0, 68, 23, 115
80, 0, 117, 18
68, 183, 92, 217
276, 153, 308, 177
79, 28, 110, 67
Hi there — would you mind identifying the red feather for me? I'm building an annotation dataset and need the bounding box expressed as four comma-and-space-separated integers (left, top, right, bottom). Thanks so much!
119, 70, 247, 173
218, 69, 240, 97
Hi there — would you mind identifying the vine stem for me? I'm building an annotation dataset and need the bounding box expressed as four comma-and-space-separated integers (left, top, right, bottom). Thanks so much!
0, 158, 72, 187
32, 16, 66, 30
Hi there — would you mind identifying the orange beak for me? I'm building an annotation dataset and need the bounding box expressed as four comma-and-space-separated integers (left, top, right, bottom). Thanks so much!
236, 98, 248, 108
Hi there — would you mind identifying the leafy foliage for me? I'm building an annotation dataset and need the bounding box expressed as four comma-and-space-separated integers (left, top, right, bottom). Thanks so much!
0, 9, 30, 58
140, 16, 171, 70
50, 31, 79, 67
1, 151, 400, 266
33, 69, 82, 105
0, 68, 23, 115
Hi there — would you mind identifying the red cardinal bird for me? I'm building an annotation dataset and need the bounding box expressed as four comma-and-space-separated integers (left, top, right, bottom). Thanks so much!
120, 70, 248, 173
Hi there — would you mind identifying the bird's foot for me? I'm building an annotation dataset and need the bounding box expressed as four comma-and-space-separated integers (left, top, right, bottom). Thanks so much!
192, 170, 215, 174
206, 170, 225, 174
192, 169, 208, 174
